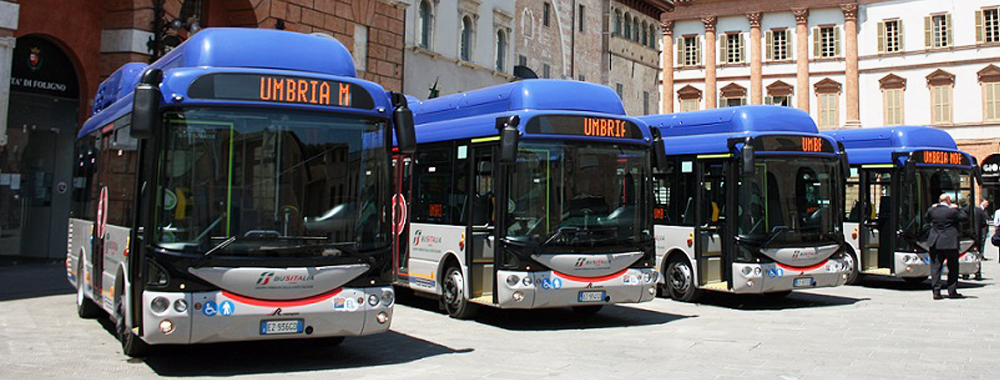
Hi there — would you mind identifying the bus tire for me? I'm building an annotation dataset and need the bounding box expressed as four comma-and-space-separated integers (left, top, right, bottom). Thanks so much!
666, 259, 702, 302
442, 266, 476, 319
571, 305, 603, 317
115, 288, 149, 357
76, 261, 101, 319
844, 249, 861, 285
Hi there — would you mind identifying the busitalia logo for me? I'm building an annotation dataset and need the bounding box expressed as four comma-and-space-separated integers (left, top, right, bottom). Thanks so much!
257, 272, 275, 285
412, 230, 443, 246
575, 257, 612, 268
256, 272, 315, 287
412, 230, 422, 246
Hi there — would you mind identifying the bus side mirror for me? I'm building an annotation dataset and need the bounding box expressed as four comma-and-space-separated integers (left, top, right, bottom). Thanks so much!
131, 68, 163, 140
498, 115, 520, 165
651, 128, 667, 170
741, 145, 755, 176
973, 157, 984, 184
391, 93, 417, 154
904, 155, 916, 182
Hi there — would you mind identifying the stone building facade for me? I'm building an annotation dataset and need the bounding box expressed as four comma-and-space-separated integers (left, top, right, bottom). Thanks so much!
516, 0, 673, 116
0, 0, 407, 260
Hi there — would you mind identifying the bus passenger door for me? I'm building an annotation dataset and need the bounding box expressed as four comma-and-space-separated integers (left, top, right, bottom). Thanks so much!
695, 160, 727, 286
860, 170, 891, 272
392, 154, 413, 279
468, 146, 495, 301
91, 131, 114, 303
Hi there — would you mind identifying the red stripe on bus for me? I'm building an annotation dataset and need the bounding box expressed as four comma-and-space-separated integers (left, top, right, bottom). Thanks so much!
221, 288, 343, 307
552, 269, 629, 283
776, 260, 828, 272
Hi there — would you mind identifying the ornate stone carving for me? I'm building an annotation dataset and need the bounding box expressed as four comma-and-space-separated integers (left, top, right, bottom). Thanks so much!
702, 16, 717, 32
746, 12, 762, 28
661, 19, 674, 36
840, 4, 858, 21
793, 8, 809, 25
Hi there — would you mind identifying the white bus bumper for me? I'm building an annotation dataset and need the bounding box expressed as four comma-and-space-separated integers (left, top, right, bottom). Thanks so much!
894, 252, 981, 278
139, 287, 393, 345
495, 268, 658, 309
731, 259, 849, 294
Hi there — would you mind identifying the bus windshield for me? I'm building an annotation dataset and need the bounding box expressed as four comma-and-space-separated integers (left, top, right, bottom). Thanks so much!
155, 107, 390, 257
898, 168, 975, 249
505, 141, 651, 248
738, 156, 840, 246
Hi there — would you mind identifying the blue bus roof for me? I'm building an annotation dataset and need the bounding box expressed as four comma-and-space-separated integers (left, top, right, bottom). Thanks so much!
80, 28, 390, 139
823, 126, 971, 166
410, 80, 650, 144
638, 106, 832, 156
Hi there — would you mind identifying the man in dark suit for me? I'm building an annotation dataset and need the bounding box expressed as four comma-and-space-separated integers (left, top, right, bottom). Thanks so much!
975, 200, 988, 280
925, 194, 967, 299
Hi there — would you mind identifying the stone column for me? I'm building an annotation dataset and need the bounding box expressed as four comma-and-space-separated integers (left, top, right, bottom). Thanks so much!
842, 4, 861, 128
703, 16, 718, 109
662, 19, 674, 113
747, 12, 763, 105
793, 8, 810, 112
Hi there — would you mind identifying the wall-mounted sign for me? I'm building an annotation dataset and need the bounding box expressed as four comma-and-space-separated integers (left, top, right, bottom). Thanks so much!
10, 36, 79, 98
981, 154, 1000, 176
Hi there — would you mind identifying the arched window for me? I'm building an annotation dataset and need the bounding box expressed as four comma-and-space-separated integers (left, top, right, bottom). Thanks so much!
649, 25, 657, 48
624, 13, 632, 39
614, 9, 622, 36
633, 19, 640, 41
496, 29, 507, 71
418, 0, 432, 49
641, 21, 648, 46
460, 16, 473, 61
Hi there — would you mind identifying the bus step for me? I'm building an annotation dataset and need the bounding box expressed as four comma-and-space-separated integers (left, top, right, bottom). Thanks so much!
469, 294, 493, 304
861, 268, 891, 275
701, 281, 729, 291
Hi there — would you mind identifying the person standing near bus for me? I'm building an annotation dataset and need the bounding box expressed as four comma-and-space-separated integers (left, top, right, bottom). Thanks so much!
975, 201, 988, 280
925, 194, 967, 299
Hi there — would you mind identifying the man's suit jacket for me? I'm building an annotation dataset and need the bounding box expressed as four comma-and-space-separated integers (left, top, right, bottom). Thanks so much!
925, 204, 967, 250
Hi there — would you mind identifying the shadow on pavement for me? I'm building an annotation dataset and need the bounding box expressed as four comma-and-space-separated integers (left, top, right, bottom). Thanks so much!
396, 289, 691, 331
690, 290, 867, 311
857, 276, 988, 292
0, 263, 73, 301
130, 329, 471, 376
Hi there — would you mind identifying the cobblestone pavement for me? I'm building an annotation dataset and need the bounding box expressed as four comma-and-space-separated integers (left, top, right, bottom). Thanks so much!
1, 255, 997, 380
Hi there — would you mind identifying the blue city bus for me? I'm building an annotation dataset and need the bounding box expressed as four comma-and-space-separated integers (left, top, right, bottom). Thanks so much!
391, 80, 659, 318
824, 126, 982, 284
639, 106, 850, 302
66, 28, 416, 356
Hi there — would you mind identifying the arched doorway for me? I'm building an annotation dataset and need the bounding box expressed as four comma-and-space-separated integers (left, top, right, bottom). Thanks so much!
1, 34, 80, 260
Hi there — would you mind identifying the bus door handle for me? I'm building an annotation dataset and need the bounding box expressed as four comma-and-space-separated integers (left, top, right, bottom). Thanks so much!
472, 225, 494, 233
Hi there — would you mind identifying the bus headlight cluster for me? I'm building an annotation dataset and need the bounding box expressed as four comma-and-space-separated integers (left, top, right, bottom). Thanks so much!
151, 297, 169, 314
903, 255, 920, 264
380, 289, 394, 307
368, 294, 380, 307
506, 275, 519, 287
173, 299, 188, 313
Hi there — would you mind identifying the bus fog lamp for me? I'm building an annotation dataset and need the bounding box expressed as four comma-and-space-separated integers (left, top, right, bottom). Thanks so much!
512, 291, 525, 302
368, 294, 380, 307
746, 280, 754, 287
173, 299, 188, 313
159, 319, 175, 334
506, 275, 520, 287
380, 290, 394, 307
648, 287, 656, 295
151, 297, 169, 314
376, 311, 389, 324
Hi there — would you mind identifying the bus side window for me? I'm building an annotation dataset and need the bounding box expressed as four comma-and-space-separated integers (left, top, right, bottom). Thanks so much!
107, 123, 140, 227
471, 148, 495, 226
412, 143, 454, 224
72, 137, 99, 219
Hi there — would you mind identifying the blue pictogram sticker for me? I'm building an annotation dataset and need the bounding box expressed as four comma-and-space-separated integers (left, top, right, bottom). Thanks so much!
767, 268, 784, 278
541, 278, 552, 290
552, 278, 562, 289
203, 301, 218, 317
219, 300, 235, 316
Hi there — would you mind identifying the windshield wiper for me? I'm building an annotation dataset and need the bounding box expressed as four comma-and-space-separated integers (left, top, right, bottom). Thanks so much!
760, 226, 790, 250
204, 236, 237, 256
541, 226, 580, 249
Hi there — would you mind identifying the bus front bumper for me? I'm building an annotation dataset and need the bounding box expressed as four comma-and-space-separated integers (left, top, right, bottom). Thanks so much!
139, 287, 393, 345
495, 268, 658, 309
894, 252, 981, 278
731, 259, 849, 294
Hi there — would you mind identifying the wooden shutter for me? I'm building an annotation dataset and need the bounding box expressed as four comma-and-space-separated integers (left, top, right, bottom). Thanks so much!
834, 27, 841, 57
945, 14, 953, 46
877, 22, 886, 53
786, 30, 794, 60
925, 16, 932, 48
899, 20, 905, 51
696, 36, 702, 65
813, 27, 821, 57
676, 37, 684, 66
977, 10, 985, 44
739, 33, 746, 63
719, 34, 726, 64
765, 30, 773, 61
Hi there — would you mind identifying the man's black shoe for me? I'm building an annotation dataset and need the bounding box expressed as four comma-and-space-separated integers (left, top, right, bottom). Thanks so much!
933, 292, 944, 300
948, 293, 965, 299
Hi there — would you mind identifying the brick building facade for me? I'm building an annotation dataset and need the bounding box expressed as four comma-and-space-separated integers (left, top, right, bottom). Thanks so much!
0, 0, 407, 260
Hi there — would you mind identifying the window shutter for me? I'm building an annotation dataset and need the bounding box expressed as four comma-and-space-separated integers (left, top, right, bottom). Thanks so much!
877, 22, 886, 53
899, 20, 905, 51
813, 27, 821, 57
765, 95, 773, 105
924, 16, 932, 48
765, 30, 773, 61
787, 30, 794, 60
977, 10, 985, 44
946, 14, 953, 46
719, 34, 725, 64
834, 27, 841, 57
674, 37, 685, 67
697, 36, 702, 65
719, 96, 726, 108
739, 33, 746, 63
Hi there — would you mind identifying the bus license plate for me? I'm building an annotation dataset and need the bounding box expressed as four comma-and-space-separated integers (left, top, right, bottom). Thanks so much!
793, 278, 814, 287
578, 291, 605, 303
260, 320, 303, 335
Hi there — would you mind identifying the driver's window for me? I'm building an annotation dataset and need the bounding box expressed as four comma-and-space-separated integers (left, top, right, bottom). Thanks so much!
472, 148, 494, 226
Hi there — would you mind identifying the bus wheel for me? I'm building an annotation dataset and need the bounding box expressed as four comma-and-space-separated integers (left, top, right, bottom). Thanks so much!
571, 305, 603, 317
666, 260, 702, 302
442, 266, 476, 319
76, 261, 101, 319
844, 250, 861, 285
115, 290, 149, 357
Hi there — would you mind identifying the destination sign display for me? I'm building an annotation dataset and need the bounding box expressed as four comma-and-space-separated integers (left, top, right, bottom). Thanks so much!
524, 115, 642, 139
750, 135, 836, 153
914, 150, 970, 166
187, 73, 375, 109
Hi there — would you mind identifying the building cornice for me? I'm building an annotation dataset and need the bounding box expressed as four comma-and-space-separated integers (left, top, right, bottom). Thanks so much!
666, 0, 853, 22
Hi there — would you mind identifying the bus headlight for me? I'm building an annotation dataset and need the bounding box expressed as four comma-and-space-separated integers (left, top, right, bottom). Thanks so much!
642, 273, 652, 283
173, 299, 188, 313
380, 289, 395, 307
506, 275, 520, 287
368, 294, 380, 307
753, 267, 762, 276
741, 267, 752, 277
522, 277, 533, 286
151, 297, 169, 314
159, 319, 175, 334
